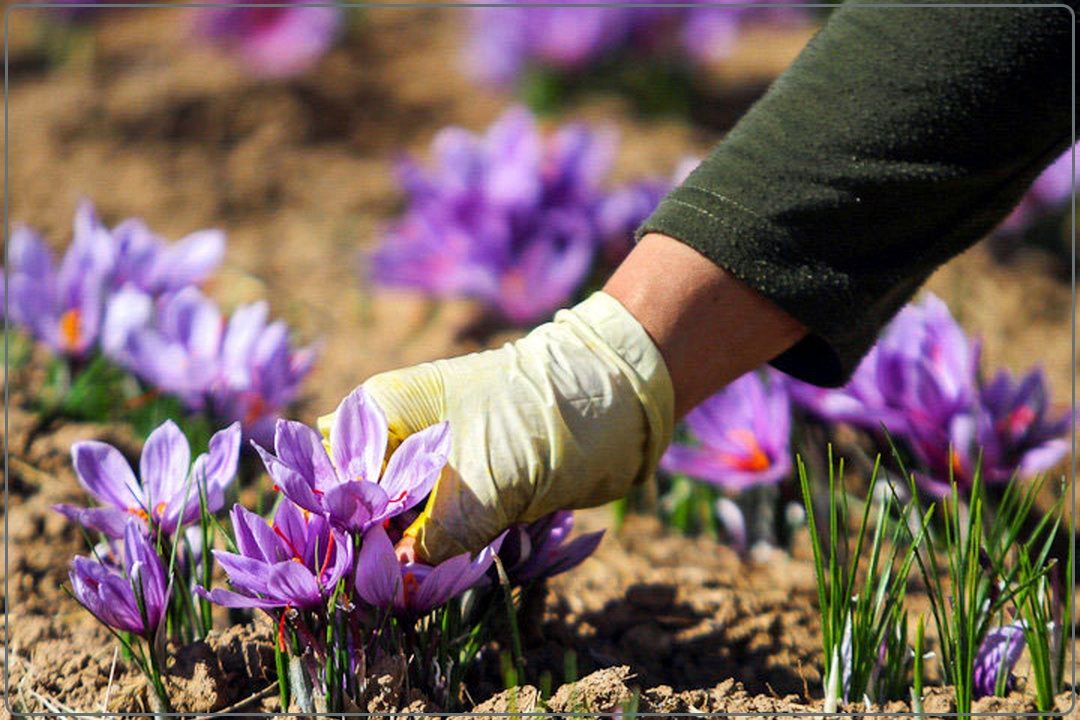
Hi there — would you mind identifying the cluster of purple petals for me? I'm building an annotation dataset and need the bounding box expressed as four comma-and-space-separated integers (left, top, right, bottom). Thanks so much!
2, 200, 315, 440
369, 107, 687, 324
661, 369, 793, 492
193, 0, 344, 79
104, 287, 316, 443
788, 293, 1071, 494
69, 520, 170, 638
995, 144, 1076, 238
973, 623, 1026, 698
463, 1, 811, 88
200, 386, 601, 617
61, 419, 243, 637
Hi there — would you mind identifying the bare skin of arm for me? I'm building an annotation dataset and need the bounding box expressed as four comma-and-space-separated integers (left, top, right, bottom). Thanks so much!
604, 232, 807, 419
394, 233, 806, 562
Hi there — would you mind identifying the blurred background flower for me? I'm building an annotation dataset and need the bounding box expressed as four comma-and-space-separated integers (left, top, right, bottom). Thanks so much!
193, 0, 345, 79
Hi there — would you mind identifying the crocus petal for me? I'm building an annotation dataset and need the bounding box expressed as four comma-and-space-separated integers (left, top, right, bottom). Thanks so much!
267, 561, 323, 609
196, 586, 284, 609
252, 441, 324, 515
214, 551, 275, 597
330, 387, 389, 486
323, 481, 390, 533
379, 421, 449, 513
274, 419, 337, 490
354, 524, 404, 610
124, 521, 168, 632
71, 441, 142, 512
186, 422, 242, 522
153, 229, 225, 291
410, 553, 474, 612
139, 420, 192, 515
53, 504, 130, 538
532, 530, 604, 579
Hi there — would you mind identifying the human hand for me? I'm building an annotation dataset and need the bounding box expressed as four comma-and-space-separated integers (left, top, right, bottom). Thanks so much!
319, 291, 674, 563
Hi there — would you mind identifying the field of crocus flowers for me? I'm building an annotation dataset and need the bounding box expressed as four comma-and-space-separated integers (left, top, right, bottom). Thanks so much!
2, 3, 1078, 718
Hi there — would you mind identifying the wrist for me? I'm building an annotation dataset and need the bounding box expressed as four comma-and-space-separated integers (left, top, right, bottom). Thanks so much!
604, 232, 806, 417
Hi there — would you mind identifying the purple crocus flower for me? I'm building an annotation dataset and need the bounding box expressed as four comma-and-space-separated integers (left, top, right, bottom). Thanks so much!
909, 366, 1072, 493
2, 221, 112, 358
661, 369, 792, 491
254, 386, 449, 534
499, 511, 604, 584
197, 500, 352, 610
109, 288, 315, 441
788, 293, 979, 438
69, 519, 169, 637
370, 107, 614, 324
194, 1, 344, 79
977, 367, 1071, 482
105, 213, 224, 296
463, 4, 637, 87
996, 144, 1076, 237
462, 1, 809, 88
55, 420, 241, 538
973, 623, 1026, 698
354, 524, 502, 616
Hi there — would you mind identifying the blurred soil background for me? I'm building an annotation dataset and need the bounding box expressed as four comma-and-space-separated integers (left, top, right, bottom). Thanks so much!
1, 4, 1076, 716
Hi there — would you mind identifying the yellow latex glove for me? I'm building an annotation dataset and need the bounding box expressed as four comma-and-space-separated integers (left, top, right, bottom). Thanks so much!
318, 292, 674, 563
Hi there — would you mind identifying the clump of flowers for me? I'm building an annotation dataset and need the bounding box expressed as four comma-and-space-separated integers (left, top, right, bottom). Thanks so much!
59, 417, 244, 711
106, 287, 316, 443
369, 107, 683, 324
2, 199, 315, 441
192, 386, 602, 712
193, 0, 345, 79
788, 293, 1070, 494
462, 1, 810, 90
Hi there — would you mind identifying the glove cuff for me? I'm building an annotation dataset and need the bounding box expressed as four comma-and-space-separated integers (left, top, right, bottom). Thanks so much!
556, 291, 675, 485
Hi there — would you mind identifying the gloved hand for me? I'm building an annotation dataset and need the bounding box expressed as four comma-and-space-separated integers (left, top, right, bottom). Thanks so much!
318, 292, 674, 563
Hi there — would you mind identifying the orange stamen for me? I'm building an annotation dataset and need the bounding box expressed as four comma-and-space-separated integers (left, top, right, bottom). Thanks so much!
127, 506, 149, 522
58, 308, 82, 350
153, 501, 167, 519
720, 429, 771, 472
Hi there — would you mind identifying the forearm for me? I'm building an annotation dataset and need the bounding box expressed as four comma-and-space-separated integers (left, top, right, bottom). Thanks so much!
640, 0, 1072, 386
605, 233, 806, 418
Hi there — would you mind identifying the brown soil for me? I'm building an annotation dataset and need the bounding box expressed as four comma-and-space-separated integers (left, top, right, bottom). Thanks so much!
3, 4, 1077, 717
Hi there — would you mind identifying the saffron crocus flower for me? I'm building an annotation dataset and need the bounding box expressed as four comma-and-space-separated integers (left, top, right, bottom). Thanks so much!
788, 293, 979, 438
197, 501, 352, 610
194, 1, 344, 79
462, 4, 636, 87
254, 386, 449, 533
106, 214, 224, 296
354, 524, 502, 616
462, 1, 809, 88
977, 367, 1071, 482
111, 288, 315, 441
69, 520, 169, 637
661, 370, 792, 491
370, 107, 615, 324
2, 223, 112, 358
973, 623, 1026, 698
55, 420, 241, 538
499, 511, 603, 584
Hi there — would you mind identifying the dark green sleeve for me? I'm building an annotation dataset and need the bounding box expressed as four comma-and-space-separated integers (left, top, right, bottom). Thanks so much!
637, 1, 1073, 387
